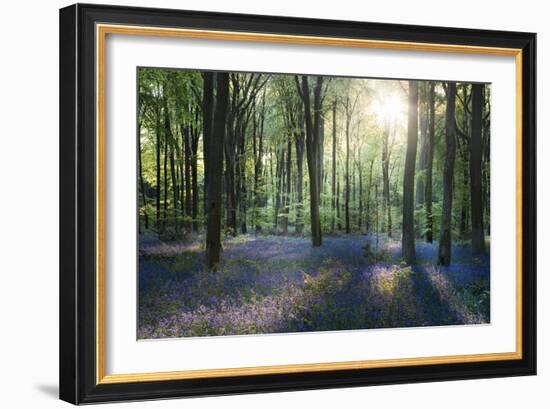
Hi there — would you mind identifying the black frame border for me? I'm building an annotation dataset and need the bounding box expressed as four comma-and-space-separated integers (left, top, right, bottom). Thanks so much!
59, 3, 536, 404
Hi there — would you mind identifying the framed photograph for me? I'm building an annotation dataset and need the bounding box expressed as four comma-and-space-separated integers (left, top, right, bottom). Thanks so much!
59, 3, 536, 404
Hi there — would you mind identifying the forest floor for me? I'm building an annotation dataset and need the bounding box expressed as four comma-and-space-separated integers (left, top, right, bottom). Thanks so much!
138, 234, 490, 339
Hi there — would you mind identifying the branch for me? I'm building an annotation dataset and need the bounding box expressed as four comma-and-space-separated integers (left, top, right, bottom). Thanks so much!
456, 90, 472, 115
454, 119, 470, 144
294, 75, 305, 102
320, 77, 332, 105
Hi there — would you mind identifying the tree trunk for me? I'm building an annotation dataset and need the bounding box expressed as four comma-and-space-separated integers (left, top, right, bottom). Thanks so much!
416, 99, 427, 207
295, 130, 305, 234
274, 149, 281, 229
357, 158, 363, 232
425, 83, 435, 243
162, 96, 170, 233
336, 179, 341, 230
459, 85, 470, 238
286, 138, 292, 233
459, 146, 469, 237
402, 81, 419, 265
382, 119, 392, 236
331, 99, 337, 232
345, 97, 351, 234
224, 108, 237, 236
416, 90, 427, 237
169, 146, 178, 232
137, 120, 149, 230
191, 110, 200, 232
438, 82, 457, 266
206, 73, 229, 271
183, 124, 192, 229
237, 118, 248, 235
253, 94, 266, 232
365, 159, 374, 233
155, 105, 161, 235
202, 72, 214, 219
297, 75, 323, 246
470, 83, 486, 253
318, 114, 324, 200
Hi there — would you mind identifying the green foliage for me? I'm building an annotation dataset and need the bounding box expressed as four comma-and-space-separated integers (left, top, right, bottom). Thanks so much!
137, 67, 490, 252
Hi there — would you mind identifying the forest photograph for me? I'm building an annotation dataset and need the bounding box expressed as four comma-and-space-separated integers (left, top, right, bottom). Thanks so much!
137, 67, 491, 339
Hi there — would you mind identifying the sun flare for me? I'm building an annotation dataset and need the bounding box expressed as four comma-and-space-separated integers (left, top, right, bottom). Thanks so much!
373, 94, 405, 124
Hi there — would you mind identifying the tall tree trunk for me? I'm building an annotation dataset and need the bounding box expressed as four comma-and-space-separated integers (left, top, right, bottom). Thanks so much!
425, 83, 435, 243
295, 130, 305, 234
206, 73, 229, 271
416, 90, 427, 237
155, 105, 161, 235
331, 99, 337, 232
482, 94, 491, 236
282, 138, 292, 233
224, 109, 237, 236
202, 72, 214, 219
162, 96, 170, 233
253, 95, 266, 232
169, 146, 178, 232
137, 120, 149, 230
183, 124, 192, 228
416, 98, 427, 207
345, 97, 351, 234
278, 144, 287, 233
470, 83, 486, 253
459, 85, 470, 238
237, 118, 248, 235
357, 159, 363, 232
336, 179, 341, 230
438, 82, 457, 266
191, 110, 200, 232
297, 75, 323, 246
459, 146, 469, 237
365, 159, 374, 232
402, 81, 419, 264
318, 114, 324, 200
374, 183, 379, 245
382, 119, 392, 236
179, 127, 185, 216
274, 148, 283, 229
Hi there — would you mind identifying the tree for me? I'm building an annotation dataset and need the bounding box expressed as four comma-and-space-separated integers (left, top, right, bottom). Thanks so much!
331, 98, 337, 232
438, 82, 457, 266
415, 84, 428, 237
343, 91, 358, 234
296, 75, 323, 246
425, 83, 436, 243
205, 72, 229, 271
253, 90, 266, 232
356, 150, 364, 231
381, 118, 392, 237
162, 90, 170, 232
202, 72, 214, 216
470, 83, 486, 253
402, 81, 418, 264
295, 128, 305, 234
137, 102, 149, 230
183, 123, 192, 227
190, 108, 200, 231
155, 83, 162, 234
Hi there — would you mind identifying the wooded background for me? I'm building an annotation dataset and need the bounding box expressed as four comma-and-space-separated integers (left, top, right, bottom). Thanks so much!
138, 69, 490, 269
